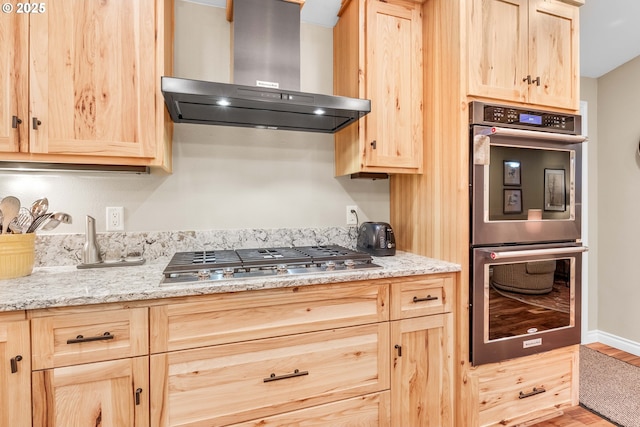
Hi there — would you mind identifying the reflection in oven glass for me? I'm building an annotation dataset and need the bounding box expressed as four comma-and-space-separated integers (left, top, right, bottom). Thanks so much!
488, 259, 572, 341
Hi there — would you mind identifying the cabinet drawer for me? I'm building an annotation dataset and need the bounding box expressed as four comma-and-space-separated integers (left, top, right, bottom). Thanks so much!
150, 282, 388, 353
390, 274, 454, 320
31, 307, 148, 369
471, 347, 578, 426
230, 392, 390, 427
151, 323, 390, 427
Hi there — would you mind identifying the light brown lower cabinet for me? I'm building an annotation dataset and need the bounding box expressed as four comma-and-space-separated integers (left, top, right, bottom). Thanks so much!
7, 275, 457, 426
32, 356, 150, 427
464, 345, 579, 427
149, 276, 455, 426
151, 323, 390, 426
0, 313, 31, 427
390, 313, 453, 427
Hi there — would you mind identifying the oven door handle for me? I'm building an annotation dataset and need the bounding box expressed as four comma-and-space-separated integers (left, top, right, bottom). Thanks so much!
479, 126, 587, 143
490, 246, 588, 260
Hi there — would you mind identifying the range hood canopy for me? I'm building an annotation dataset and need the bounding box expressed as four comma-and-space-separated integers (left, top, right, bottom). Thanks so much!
161, 0, 370, 134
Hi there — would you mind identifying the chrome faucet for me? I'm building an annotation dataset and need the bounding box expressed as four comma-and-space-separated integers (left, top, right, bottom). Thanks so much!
77, 214, 145, 269
82, 215, 103, 265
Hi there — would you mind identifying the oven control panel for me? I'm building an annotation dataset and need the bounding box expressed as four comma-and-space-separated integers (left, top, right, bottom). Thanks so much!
469, 101, 582, 135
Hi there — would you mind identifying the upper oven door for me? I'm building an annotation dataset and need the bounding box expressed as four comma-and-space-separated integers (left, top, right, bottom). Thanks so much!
471, 125, 586, 246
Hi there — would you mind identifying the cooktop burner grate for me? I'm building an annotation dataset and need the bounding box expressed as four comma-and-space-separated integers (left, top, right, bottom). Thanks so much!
163, 250, 241, 273
235, 247, 310, 267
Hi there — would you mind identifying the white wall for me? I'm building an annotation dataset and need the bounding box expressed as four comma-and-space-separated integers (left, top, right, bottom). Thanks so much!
0, 2, 390, 234
594, 55, 640, 345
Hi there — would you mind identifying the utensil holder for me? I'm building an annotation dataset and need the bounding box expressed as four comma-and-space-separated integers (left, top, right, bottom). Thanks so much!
0, 233, 36, 279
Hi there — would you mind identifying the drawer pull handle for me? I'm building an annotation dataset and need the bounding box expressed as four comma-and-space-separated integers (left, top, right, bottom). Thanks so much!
66, 332, 114, 344
413, 295, 438, 303
395, 344, 402, 357
519, 387, 546, 399
263, 369, 309, 383
10, 355, 22, 373
135, 388, 143, 405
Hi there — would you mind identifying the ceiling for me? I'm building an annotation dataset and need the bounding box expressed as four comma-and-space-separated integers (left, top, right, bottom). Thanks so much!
185, 0, 639, 79
580, 0, 640, 78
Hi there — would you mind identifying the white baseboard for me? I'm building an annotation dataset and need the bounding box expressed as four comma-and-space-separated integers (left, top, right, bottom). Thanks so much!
582, 329, 640, 356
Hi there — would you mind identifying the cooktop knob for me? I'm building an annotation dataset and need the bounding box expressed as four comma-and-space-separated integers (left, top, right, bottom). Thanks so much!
344, 259, 355, 269
222, 267, 234, 278
197, 269, 211, 280
325, 260, 336, 271
276, 264, 288, 274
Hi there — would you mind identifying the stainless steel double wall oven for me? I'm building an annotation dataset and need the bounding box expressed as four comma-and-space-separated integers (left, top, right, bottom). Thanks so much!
469, 101, 588, 365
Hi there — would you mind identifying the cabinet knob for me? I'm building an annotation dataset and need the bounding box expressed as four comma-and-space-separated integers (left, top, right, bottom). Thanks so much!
12, 116, 22, 129
135, 388, 143, 405
10, 355, 23, 374
522, 75, 541, 86
371, 140, 377, 149
32, 117, 42, 130
395, 344, 402, 357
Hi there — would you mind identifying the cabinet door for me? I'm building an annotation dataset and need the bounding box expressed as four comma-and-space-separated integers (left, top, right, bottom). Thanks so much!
390, 313, 453, 427
0, 319, 31, 427
467, 0, 529, 103
32, 356, 149, 427
365, 0, 422, 170
527, 0, 579, 109
28, 0, 157, 159
0, 11, 28, 153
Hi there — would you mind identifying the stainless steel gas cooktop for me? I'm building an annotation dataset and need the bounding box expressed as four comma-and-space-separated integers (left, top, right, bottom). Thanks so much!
161, 245, 381, 284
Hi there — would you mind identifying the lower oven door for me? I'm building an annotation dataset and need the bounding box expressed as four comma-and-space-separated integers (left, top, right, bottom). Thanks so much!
470, 243, 587, 366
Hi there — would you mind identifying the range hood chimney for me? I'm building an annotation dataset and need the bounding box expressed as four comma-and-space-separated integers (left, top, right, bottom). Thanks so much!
161, 0, 370, 134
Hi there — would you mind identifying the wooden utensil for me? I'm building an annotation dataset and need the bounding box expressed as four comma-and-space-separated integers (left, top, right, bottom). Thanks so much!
0, 196, 20, 235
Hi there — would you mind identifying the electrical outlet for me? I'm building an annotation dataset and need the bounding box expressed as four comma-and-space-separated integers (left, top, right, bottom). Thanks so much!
346, 205, 358, 225
106, 207, 124, 231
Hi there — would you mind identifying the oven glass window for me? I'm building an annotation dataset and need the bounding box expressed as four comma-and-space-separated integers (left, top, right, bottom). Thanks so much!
486, 257, 574, 341
488, 145, 574, 221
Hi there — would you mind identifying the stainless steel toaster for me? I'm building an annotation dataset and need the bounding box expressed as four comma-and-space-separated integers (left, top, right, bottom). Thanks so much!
356, 222, 396, 256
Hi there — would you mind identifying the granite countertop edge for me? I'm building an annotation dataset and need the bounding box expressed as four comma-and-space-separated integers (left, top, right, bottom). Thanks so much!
0, 251, 461, 312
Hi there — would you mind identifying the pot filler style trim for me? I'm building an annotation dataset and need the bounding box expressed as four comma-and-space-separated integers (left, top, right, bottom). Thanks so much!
161, 0, 371, 133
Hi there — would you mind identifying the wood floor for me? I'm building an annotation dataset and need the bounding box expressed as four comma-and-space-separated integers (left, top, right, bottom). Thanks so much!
529, 343, 640, 427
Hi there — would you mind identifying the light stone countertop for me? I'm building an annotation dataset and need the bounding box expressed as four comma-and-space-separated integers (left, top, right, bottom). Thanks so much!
0, 251, 460, 312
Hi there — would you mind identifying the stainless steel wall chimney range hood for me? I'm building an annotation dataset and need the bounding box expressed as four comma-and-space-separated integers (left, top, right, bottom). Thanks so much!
161, 0, 370, 133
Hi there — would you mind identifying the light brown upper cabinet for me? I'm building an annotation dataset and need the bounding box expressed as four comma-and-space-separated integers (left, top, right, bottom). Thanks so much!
0, 11, 28, 154
334, 0, 423, 177
467, 0, 580, 110
0, 0, 173, 171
